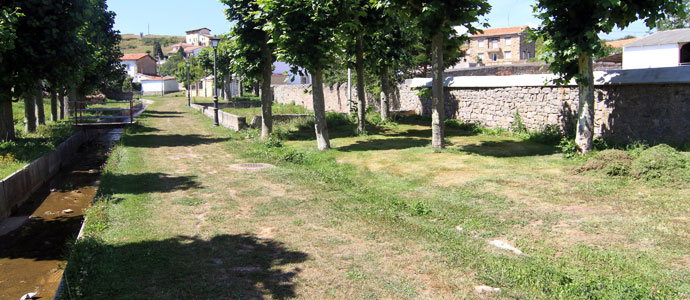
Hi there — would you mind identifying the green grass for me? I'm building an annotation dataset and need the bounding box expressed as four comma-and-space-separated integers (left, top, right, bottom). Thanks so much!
61, 97, 690, 299
0, 101, 76, 178
220, 103, 311, 120
232, 113, 690, 298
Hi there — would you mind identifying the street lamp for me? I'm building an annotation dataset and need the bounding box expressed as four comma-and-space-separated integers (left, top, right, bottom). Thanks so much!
210, 36, 221, 126
186, 60, 191, 107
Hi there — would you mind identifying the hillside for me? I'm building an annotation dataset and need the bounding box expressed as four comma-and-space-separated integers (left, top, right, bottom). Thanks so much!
120, 34, 186, 55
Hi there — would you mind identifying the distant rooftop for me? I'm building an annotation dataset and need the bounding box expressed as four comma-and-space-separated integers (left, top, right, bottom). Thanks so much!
186, 27, 211, 34
121, 53, 156, 61
606, 37, 639, 48
472, 26, 530, 37
625, 28, 690, 48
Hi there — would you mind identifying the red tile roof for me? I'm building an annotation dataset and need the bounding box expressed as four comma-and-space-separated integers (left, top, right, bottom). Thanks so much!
121, 53, 156, 61
605, 37, 639, 48
472, 26, 530, 37
186, 27, 211, 34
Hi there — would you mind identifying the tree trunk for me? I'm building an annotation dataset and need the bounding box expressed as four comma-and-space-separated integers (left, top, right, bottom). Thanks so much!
223, 73, 231, 101
254, 83, 260, 97
0, 96, 15, 141
312, 68, 331, 151
36, 85, 45, 125
431, 31, 445, 149
50, 90, 58, 121
380, 64, 391, 121
239, 79, 244, 97
355, 32, 366, 135
576, 53, 595, 154
260, 38, 273, 139
24, 90, 37, 133
66, 88, 76, 118
59, 91, 66, 120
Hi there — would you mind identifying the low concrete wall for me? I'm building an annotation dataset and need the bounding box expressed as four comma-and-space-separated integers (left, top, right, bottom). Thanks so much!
194, 102, 262, 109
0, 130, 101, 221
190, 103, 247, 131
248, 114, 313, 128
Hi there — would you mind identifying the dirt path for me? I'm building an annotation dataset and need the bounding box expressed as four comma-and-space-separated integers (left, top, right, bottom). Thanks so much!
89, 98, 477, 299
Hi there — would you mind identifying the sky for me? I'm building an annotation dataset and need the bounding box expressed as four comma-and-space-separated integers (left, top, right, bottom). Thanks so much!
108, 0, 654, 40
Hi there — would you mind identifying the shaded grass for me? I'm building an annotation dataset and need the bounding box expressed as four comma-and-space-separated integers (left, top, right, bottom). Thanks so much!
220, 103, 311, 121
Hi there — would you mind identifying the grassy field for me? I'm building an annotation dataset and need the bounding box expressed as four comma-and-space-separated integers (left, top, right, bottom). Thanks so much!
61, 96, 690, 299
120, 34, 185, 54
0, 101, 76, 178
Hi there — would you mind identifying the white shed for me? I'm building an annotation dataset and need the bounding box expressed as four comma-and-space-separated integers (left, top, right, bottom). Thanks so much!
141, 76, 180, 95
623, 28, 690, 70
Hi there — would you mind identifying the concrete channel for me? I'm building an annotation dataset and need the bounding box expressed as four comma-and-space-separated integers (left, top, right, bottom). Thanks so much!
0, 101, 149, 300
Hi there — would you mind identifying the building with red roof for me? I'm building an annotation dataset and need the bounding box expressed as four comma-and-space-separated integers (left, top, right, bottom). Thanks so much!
120, 53, 157, 81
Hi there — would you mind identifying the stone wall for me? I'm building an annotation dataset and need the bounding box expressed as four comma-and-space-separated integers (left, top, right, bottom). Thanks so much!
402, 68, 690, 144
272, 83, 375, 113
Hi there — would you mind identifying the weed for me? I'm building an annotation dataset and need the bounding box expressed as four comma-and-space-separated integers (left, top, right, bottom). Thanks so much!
558, 137, 578, 159
510, 110, 527, 134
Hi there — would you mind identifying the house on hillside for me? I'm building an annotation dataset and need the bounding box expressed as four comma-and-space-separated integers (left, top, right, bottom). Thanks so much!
622, 28, 690, 69
462, 25, 536, 66
167, 43, 203, 57
186, 27, 216, 47
120, 53, 158, 82
273, 61, 311, 84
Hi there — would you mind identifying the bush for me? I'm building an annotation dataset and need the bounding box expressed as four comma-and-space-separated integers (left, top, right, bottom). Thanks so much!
527, 124, 563, 145
444, 119, 482, 134
631, 144, 687, 181
558, 138, 578, 159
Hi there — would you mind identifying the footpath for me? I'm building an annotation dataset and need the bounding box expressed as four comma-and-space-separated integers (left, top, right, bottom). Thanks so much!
61, 97, 471, 299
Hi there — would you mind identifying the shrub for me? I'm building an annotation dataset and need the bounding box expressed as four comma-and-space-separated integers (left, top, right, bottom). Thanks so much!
631, 144, 687, 181
527, 124, 563, 145
444, 119, 482, 134
510, 110, 527, 134
558, 137, 578, 159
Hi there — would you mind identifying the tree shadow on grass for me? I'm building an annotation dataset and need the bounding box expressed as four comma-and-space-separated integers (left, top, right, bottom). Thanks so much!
62, 234, 308, 299
455, 140, 557, 157
141, 110, 184, 119
338, 137, 430, 152
99, 173, 201, 197
123, 134, 227, 148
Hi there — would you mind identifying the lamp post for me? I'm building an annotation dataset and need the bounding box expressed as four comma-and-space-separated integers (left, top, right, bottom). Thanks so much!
186, 60, 191, 106
210, 36, 220, 126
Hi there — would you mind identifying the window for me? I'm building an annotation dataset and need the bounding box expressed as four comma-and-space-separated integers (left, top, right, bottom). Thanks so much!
505, 51, 512, 59
492, 39, 499, 49
492, 53, 497, 61
478, 53, 484, 60
467, 48, 472, 55
505, 37, 512, 45
478, 39, 485, 48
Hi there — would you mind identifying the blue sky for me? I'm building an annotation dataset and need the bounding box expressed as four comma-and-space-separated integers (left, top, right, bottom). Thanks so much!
108, 0, 653, 40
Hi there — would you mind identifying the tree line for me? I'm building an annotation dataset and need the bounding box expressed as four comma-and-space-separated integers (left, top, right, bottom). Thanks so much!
219, 0, 683, 154
0, 0, 122, 141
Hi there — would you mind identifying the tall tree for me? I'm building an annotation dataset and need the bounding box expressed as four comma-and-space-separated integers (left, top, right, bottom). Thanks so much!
533, 0, 682, 154
262, 0, 345, 150
394, 0, 490, 149
0, 6, 22, 140
221, 0, 275, 138
656, 0, 689, 30
152, 40, 165, 60
367, 2, 420, 120
196, 38, 235, 101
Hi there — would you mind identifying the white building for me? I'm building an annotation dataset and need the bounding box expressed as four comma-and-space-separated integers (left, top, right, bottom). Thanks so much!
623, 28, 690, 69
185, 28, 215, 47
120, 53, 158, 82
141, 76, 180, 95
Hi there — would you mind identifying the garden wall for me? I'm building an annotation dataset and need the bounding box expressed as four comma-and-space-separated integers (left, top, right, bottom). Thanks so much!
272, 83, 375, 113
0, 130, 102, 221
401, 67, 690, 144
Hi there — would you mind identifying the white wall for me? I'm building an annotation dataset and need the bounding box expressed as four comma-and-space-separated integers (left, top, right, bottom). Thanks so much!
122, 61, 137, 78
623, 44, 679, 70
141, 79, 180, 95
